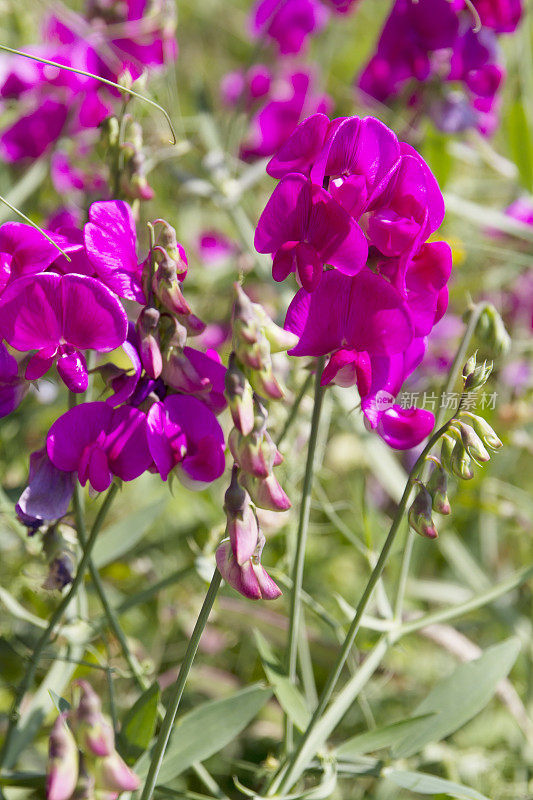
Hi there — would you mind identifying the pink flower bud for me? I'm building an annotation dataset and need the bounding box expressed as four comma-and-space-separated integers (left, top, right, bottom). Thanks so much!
408, 484, 438, 539
178, 312, 206, 336
227, 503, 260, 566
240, 472, 291, 512
93, 752, 140, 793
215, 539, 281, 600
249, 366, 284, 400
229, 429, 276, 478
73, 681, 115, 757
152, 250, 191, 315
47, 714, 79, 800
136, 307, 162, 379
225, 356, 254, 435
162, 349, 210, 395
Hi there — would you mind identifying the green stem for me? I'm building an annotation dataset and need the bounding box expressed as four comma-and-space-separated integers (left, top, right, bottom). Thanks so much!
0, 483, 118, 771
72, 484, 148, 692
0, 194, 70, 261
393, 300, 490, 623
0, 45, 176, 144
271, 415, 455, 796
276, 372, 313, 448
284, 358, 325, 753
140, 570, 222, 800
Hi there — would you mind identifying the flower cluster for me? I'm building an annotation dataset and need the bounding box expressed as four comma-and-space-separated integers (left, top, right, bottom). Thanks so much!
216, 284, 295, 600
409, 354, 502, 540
220, 0, 363, 161
255, 112, 452, 449
2, 199, 226, 532
0, 0, 177, 163
358, 0, 523, 136
47, 681, 139, 800
221, 66, 332, 162
249, 0, 360, 55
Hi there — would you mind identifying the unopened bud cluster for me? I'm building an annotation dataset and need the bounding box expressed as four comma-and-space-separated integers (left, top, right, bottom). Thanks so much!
472, 304, 511, 356
408, 353, 502, 540
101, 115, 154, 202
46, 681, 139, 800
216, 285, 297, 600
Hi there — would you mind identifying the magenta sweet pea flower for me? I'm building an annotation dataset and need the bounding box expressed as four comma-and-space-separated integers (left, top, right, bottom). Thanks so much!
0, 343, 27, 418
267, 114, 402, 222
162, 347, 227, 415
471, 0, 523, 32
250, 0, 329, 55
147, 395, 225, 488
84, 200, 145, 303
285, 268, 413, 357
240, 69, 332, 161
197, 230, 238, 265
0, 273, 128, 393
255, 173, 368, 291
216, 536, 281, 600
357, 0, 513, 135
0, 222, 65, 293
47, 402, 152, 492
376, 405, 435, 450
0, 99, 68, 163
366, 144, 445, 258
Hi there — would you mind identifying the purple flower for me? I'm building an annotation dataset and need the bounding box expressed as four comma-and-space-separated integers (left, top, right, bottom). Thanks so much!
284, 268, 413, 357
0, 99, 69, 163
216, 536, 281, 600
147, 395, 225, 488
220, 66, 272, 108
0, 343, 27, 418
197, 230, 238, 265
104, 323, 143, 407
84, 200, 145, 303
0, 4, 177, 163
250, 0, 329, 55
366, 144, 445, 258
17, 448, 75, 524
326, 0, 360, 11
47, 402, 152, 492
255, 173, 368, 291
239, 69, 332, 161
506, 197, 533, 227
357, 0, 512, 135
0, 273, 127, 392
0, 222, 65, 292
162, 347, 227, 414
471, 0, 523, 32
376, 405, 435, 450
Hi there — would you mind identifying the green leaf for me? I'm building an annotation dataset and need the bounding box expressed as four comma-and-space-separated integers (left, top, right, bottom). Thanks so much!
118, 683, 160, 764
254, 631, 311, 732
93, 500, 165, 567
135, 684, 272, 783
507, 100, 533, 192
334, 714, 435, 760
392, 637, 521, 759
48, 690, 70, 715
385, 768, 491, 800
